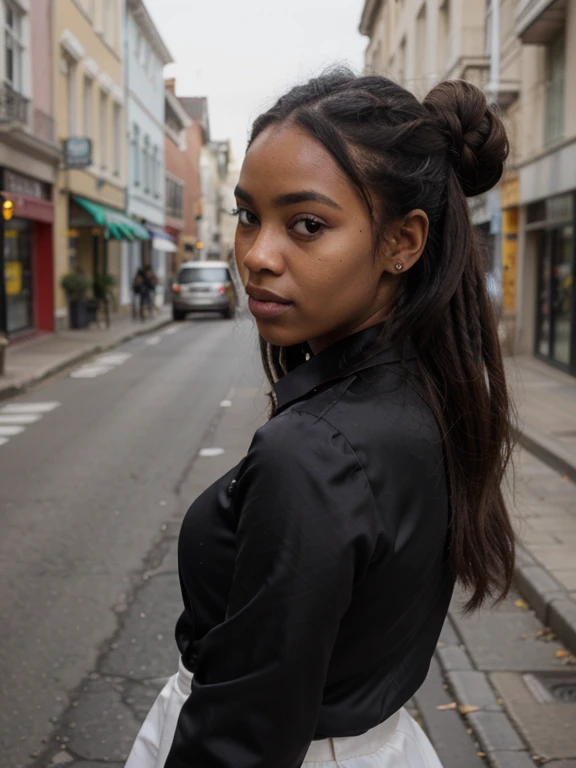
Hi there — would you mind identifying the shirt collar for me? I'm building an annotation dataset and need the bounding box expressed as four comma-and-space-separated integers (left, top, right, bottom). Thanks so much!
273, 324, 413, 413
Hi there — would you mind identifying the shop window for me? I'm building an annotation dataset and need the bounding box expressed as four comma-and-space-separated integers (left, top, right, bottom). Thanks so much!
4, 218, 33, 334
544, 33, 566, 147
4, 0, 24, 93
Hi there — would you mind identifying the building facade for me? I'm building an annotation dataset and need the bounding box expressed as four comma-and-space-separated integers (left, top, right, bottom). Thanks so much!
178, 95, 209, 261
122, 0, 173, 307
53, 0, 149, 329
164, 81, 191, 276
360, 0, 576, 377
0, 0, 60, 338
512, 0, 576, 375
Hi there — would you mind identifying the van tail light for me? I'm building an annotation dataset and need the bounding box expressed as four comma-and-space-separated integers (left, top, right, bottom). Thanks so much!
218, 286, 226, 295
172, 284, 181, 293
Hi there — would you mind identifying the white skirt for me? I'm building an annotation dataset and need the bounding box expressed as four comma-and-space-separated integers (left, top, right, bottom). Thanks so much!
125, 658, 444, 768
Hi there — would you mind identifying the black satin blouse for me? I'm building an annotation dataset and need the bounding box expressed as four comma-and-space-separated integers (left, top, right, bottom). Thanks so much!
166, 326, 454, 768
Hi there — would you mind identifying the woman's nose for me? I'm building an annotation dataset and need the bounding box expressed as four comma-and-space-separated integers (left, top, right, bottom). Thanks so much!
241, 230, 285, 275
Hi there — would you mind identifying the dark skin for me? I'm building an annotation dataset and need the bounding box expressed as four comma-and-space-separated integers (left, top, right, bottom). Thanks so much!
235, 124, 429, 354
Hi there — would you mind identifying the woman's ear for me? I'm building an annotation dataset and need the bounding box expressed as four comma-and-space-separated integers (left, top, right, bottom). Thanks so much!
380, 210, 429, 274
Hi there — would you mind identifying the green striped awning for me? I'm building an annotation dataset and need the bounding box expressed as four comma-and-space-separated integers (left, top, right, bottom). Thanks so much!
72, 196, 151, 241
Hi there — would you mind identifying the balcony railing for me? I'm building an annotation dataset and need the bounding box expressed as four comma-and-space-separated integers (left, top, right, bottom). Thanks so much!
515, 0, 567, 43
0, 83, 29, 124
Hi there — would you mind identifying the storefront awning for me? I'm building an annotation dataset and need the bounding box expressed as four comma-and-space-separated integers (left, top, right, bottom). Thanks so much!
72, 196, 151, 241
148, 225, 177, 253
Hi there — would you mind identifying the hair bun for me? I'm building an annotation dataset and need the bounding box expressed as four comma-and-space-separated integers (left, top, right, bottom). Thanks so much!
423, 80, 509, 197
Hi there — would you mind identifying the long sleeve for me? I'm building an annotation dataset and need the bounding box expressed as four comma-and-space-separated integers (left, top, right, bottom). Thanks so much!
164, 410, 378, 768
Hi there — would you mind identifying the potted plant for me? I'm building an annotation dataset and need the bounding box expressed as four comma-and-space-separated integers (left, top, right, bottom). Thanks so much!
61, 271, 91, 329
93, 273, 117, 328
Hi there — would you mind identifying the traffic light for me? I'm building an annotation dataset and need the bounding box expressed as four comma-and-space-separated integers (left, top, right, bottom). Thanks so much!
2, 199, 14, 221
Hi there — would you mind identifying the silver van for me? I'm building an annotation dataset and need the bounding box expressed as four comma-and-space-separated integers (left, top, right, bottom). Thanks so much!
171, 261, 236, 321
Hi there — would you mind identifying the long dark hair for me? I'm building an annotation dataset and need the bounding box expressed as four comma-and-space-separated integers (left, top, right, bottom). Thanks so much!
248, 69, 514, 611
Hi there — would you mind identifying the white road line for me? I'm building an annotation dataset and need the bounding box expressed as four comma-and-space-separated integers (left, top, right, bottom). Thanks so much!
1, 402, 61, 414
145, 336, 161, 346
199, 447, 225, 457
0, 414, 41, 424
0, 426, 26, 436
71, 365, 115, 379
97, 353, 132, 365
163, 326, 180, 336
0, 437, 8, 447
220, 400, 232, 408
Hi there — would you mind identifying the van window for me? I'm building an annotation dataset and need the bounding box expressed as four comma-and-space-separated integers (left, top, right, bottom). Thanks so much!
178, 267, 229, 284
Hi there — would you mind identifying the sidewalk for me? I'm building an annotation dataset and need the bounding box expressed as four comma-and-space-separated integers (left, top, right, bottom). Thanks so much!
505, 356, 576, 657
0, 306, 172, 401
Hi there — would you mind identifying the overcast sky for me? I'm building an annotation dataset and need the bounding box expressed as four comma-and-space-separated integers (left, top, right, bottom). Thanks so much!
145, 0, 367, 168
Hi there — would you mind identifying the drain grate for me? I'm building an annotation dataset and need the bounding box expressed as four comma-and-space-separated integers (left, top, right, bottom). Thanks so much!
523, 673, 576, 703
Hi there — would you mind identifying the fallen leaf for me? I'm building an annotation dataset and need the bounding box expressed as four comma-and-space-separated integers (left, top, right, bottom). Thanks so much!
515, 599, 529, 609
520, 633, 529, 640
561, 655, 576, 666
477, 752, 486, 758
436, 702, 457, 711
555, 650, 571, 658
459, 705, 481, 714
437, 641, 446, 648
561, 475, 569, 482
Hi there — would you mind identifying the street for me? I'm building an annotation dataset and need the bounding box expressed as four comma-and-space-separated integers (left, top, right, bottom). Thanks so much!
0, 317, 265, 767
2, 317, 576, 768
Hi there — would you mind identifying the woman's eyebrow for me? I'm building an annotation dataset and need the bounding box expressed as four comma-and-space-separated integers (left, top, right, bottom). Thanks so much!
272, 191, 342, 210
234, 185, 342, 211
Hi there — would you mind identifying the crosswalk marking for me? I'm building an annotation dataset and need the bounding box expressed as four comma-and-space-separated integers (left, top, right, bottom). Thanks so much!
0, 426, 26, 436
0, 401, 61, 448
0, 414, 42, 424
71, 364, 115, 379
1, 402, 61, 414
97, 353, 132, 365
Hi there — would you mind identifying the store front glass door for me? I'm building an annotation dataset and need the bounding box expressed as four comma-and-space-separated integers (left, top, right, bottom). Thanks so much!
4, 218, 34, 334
536, 225, 574, 368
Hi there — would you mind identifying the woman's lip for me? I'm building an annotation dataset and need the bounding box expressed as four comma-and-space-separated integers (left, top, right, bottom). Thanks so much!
245, 285, 291, 303
247, 296, 293, 319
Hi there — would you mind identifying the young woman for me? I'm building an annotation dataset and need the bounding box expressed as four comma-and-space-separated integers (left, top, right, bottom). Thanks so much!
125, 70, 515, 768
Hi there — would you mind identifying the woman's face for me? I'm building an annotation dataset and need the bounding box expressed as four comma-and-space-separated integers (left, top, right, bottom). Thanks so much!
235, 123, 425, 353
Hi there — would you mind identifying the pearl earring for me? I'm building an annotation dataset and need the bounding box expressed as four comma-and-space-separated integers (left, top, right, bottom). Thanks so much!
394, 261, 404, 272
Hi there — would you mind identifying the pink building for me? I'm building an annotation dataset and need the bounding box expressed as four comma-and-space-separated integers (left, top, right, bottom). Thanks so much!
0, 0, 60, 337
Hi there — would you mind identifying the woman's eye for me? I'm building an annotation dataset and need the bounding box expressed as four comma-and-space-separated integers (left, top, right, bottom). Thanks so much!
292, 218, 324, 236
235, 208, 258, 226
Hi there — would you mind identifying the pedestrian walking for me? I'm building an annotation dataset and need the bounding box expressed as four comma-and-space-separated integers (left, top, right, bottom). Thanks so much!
132, 268, 147, 321
126, 70, 515, 768
143, 265, 158, 316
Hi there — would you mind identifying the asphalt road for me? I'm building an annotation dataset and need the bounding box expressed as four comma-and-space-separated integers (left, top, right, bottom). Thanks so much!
0, 315, 265, 767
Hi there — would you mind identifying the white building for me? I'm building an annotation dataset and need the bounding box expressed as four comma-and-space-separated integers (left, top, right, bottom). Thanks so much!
122, 0, 173, 306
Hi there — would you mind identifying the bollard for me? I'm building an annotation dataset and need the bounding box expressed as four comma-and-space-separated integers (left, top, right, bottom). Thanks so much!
0, 334, 8, 377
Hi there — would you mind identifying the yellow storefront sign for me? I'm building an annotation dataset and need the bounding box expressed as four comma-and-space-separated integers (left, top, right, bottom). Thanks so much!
5, 261, 23, 296
501, 177, 519, 315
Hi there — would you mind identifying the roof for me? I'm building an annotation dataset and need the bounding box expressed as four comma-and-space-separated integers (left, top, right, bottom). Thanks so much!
179, 97, 211, 142
359, 0, 383, 37
127, 0, 174, 65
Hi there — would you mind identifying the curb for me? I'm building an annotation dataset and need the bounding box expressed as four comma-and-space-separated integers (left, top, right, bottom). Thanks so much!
514, 549, 576, 656
0, 316, 172, 403
514, 424, 576, 485
432, 617, 537, 768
